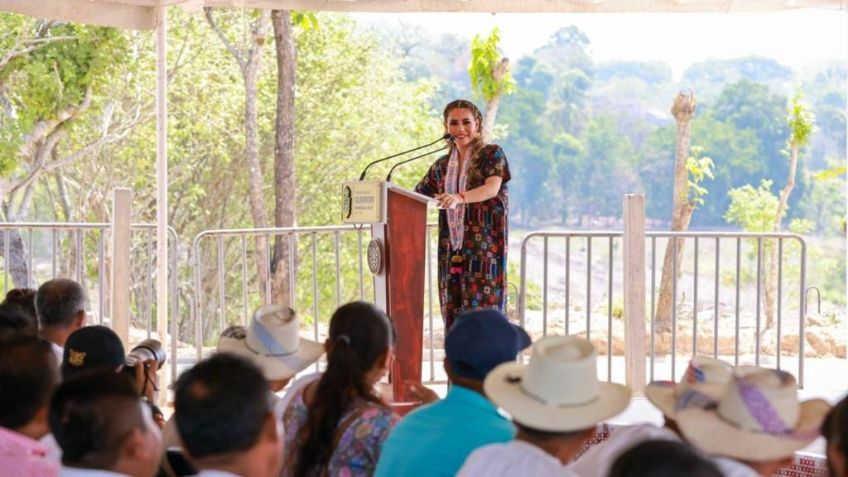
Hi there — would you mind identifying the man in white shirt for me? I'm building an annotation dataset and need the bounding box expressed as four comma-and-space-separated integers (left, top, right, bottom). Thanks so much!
174, 353, 282, 477
569, 355, 734, 477
36, 279, 87, 365
49, 371, 162, 477
457, 335, 631, 477
676, 366, 831, 477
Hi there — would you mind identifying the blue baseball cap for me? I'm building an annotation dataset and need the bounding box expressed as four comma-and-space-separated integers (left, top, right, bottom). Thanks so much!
445, 309, 532, 381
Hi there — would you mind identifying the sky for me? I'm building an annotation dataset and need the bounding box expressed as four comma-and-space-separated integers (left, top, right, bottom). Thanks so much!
351, 9, 848, 81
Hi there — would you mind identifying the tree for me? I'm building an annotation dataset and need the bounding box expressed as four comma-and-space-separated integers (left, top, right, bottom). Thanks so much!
655, 92, 700, 334
0, 17, 128, 287
204, 7, 274, 303
763, 89, 815, 329
468, 28, 515, 142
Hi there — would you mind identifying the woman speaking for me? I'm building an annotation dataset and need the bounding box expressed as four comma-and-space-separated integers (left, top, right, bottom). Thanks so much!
415, 99, 511, 331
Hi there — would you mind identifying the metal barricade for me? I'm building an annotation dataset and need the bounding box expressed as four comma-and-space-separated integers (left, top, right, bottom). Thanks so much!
518, 231, 807, 386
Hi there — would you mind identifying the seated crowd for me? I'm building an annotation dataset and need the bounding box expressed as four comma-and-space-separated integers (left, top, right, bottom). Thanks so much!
0, 278, 846, 477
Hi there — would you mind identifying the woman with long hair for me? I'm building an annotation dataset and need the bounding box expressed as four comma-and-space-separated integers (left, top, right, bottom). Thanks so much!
415, 99, 511, 330
282, 301, 396, 477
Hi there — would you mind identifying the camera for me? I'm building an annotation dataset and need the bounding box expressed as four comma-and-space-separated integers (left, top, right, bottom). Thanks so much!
125, 338, 167, 370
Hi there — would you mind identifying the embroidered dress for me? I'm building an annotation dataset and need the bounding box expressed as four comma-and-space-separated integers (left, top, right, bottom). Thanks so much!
415, 144, 511, 330
281, 386, 397, 477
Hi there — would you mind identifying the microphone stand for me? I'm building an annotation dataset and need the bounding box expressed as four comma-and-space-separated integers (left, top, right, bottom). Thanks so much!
386, 146, 448, 182
359, 134, 450, 181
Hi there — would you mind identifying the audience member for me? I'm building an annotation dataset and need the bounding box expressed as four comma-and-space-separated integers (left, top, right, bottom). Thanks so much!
1, 287, 38, 333
174, 353, 281, 477
216, 304, 324, 416
0, 302, 37, 341
61, 325, 126, 380
283, 301, 395, 477
48, 371, 162, 477
608, 440, 723, 477
36, 278, 87, 364
0, 336, 60, 477
677, 366, 831, 477
822, 394, 848, 477
375, 309, 531, 477
569, 355, 733, 477
457, 335, 630, 476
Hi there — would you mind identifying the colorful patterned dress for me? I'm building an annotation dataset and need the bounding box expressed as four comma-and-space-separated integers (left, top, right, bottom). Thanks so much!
282, 386, 397, 477
415, 144, 511, 330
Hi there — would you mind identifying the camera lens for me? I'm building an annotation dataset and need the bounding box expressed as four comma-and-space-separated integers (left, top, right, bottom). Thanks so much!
125, 339, 166, 370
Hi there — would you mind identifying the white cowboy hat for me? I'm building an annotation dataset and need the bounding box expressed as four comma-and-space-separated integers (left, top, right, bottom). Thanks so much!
676, 366, 831, 462
484, 335, 631, 432
645, 355, 734, 419
217, 305, 324, 381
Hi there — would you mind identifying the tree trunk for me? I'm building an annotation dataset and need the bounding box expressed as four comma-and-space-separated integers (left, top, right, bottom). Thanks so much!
481, 58, 510, 143
270, 10, 296, 308
655, 92, 696, 338
764, 143, 801, 329
206, 8, 273, 305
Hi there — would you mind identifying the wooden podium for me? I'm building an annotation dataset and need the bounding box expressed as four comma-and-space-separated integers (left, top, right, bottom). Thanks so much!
342, 180, 432, 402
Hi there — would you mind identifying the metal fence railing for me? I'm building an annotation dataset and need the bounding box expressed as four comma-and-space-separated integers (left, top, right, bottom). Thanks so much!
0, 222, 179, 339
0, 221, 811, 389
518, 231, 807, 387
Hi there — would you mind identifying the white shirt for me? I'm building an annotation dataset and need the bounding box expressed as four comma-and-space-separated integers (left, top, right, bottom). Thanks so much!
277, 372, 321, 418
38, 433, 62, 463
60, 466, 130, 477
712, 457, 763, 477
457, 440, 579, 477
50, 342, 63, 365
195, 470, 244, 477
568, 424, 680, 477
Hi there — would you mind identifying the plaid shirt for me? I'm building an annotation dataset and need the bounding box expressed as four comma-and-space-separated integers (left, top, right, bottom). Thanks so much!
0, 426, 59, 477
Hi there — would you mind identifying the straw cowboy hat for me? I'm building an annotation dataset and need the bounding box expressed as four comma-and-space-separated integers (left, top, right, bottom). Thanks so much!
484, 335, 631, 432
217, 305, 324, 381
676, 366, 831, 462
645, 356, 734, 419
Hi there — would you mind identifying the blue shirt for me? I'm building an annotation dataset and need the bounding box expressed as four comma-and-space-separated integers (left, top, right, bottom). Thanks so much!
374, 385, 515, 477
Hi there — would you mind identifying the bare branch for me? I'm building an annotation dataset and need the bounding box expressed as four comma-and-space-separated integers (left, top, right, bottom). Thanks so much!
204, 7, 246, 71
0, 35, 77, 73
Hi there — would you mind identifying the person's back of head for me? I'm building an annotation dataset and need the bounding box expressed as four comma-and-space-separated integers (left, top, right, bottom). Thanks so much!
445, 309, 530, 388
48, 370, 162, 477
609, 440, 723, 477
1, 288, 37, 332
0, 336, 58, 439
294, 301, 394, 477
823, 395, 848, 477
36, 278, 87, 331
61, 325, 126, 380
175, 353, 280, 477
0, 302, 38, 341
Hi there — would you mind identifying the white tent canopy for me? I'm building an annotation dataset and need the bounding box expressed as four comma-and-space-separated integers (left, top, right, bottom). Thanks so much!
2, 0, 846, 30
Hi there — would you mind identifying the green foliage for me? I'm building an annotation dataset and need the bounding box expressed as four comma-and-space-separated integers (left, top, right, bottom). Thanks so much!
468, 28, 516, 103
724, 180, 780, 232
685, 146, 714, 207
787, 88, 815, 149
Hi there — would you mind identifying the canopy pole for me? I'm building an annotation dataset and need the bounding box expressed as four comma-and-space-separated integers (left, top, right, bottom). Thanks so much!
155, 6, 169, 346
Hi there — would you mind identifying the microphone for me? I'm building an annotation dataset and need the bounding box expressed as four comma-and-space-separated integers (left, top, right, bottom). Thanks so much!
359, 133, 451, 181
386, 144, 449, 182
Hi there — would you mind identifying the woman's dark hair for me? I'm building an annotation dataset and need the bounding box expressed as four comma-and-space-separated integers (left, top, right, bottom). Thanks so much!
608, 440, 722, 477
443, 99, 486, 159
822, 395, 848, 472
2, 288, 37, 323
293, 301, 394, 477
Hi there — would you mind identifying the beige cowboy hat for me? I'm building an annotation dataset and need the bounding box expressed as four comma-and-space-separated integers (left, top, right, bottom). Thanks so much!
676, 366, 831, 462
217, 305, 324, 381
645, 355, 734, 419
484, 335, 631, 432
